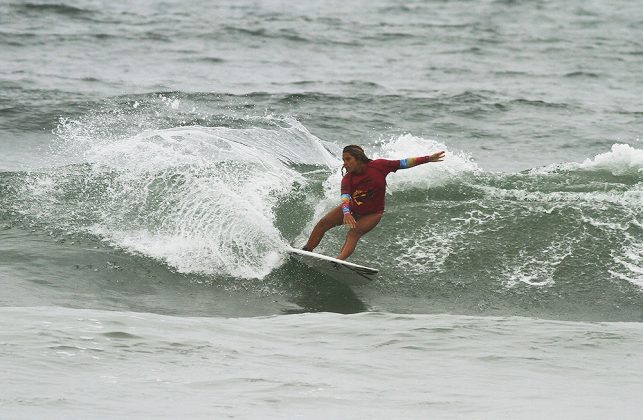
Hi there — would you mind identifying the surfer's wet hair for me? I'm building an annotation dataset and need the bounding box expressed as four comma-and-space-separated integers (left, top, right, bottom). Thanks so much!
342, 145, 371, 163
342, 145, 371, 176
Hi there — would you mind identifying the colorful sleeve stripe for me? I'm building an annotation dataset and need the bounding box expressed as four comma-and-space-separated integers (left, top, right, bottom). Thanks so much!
341, 193, 351, 214
399, 155, 431, 169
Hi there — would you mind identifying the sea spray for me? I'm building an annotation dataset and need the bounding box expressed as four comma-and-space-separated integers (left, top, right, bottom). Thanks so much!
14, 116, 338, 279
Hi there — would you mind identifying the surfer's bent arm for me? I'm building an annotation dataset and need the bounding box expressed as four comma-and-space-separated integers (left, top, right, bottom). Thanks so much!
340, 193, 351, 214
340, 176, 352, 214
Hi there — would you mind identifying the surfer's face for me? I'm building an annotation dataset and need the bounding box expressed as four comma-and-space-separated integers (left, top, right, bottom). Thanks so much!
342, 152, 363, 173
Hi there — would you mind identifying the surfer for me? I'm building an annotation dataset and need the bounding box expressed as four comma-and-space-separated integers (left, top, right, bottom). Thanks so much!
303, 145, 446, 260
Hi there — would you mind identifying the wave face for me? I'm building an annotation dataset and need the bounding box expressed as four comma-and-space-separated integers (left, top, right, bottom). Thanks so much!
387, 139, 641, 296
377, 139, 642, 289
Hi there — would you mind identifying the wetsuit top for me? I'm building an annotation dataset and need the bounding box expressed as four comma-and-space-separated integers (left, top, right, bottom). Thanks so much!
340, 156, 432, 216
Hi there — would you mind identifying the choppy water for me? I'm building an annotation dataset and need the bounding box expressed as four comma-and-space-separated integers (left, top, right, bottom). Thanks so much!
1, 0, 642, 417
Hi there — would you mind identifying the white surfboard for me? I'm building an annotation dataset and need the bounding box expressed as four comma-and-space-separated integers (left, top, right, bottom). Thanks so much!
287, 247, 378, 285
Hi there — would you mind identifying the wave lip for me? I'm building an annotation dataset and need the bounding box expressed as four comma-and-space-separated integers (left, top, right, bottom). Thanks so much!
531, 143, 643, 179
579, 143, 643, 176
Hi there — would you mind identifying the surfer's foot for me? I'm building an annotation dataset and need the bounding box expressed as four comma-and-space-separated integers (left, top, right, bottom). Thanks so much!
302, 246, 312, 252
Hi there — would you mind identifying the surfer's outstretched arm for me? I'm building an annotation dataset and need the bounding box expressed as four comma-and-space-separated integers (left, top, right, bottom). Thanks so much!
397, 150, 445, 169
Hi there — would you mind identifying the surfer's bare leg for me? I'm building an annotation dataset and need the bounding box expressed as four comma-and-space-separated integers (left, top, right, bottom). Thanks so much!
337, 211, 383, 260
303, 205, 343, 251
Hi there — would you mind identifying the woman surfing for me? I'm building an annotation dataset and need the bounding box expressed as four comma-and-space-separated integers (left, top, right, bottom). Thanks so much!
303, 145, 446, 260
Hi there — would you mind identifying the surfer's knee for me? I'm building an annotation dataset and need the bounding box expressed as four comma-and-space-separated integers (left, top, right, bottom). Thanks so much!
346, 228, 363, 239
318, 210, 343, 230
317, 216, 337, 231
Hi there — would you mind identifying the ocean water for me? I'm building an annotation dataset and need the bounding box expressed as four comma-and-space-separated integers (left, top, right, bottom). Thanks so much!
1, 0, 642, 418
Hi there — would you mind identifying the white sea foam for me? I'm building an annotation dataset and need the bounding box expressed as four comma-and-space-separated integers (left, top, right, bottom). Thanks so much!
532, 143, 643, 177
376, 134, 480, 191
501, 241, 574, 288
481, 186, 643, 208
38, 117, 338, 279
57, 116, 338, 171
610, 232, 643, 290
580, 143, 643, 175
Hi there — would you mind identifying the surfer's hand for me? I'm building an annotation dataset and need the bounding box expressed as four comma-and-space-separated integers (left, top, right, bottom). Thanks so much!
429, 150, 446, 162
343, 213, 357, 229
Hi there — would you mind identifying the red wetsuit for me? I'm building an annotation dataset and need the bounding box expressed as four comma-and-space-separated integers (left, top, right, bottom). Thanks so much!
342, 155, 431, 216
340, 156, 431, 216
341, 159, 398, 216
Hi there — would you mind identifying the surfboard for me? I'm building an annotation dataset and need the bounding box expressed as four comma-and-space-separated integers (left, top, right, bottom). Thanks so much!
287, 247, 378, 285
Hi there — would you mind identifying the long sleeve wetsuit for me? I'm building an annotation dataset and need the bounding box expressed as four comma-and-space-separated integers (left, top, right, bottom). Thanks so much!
341, 155, 432, 216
